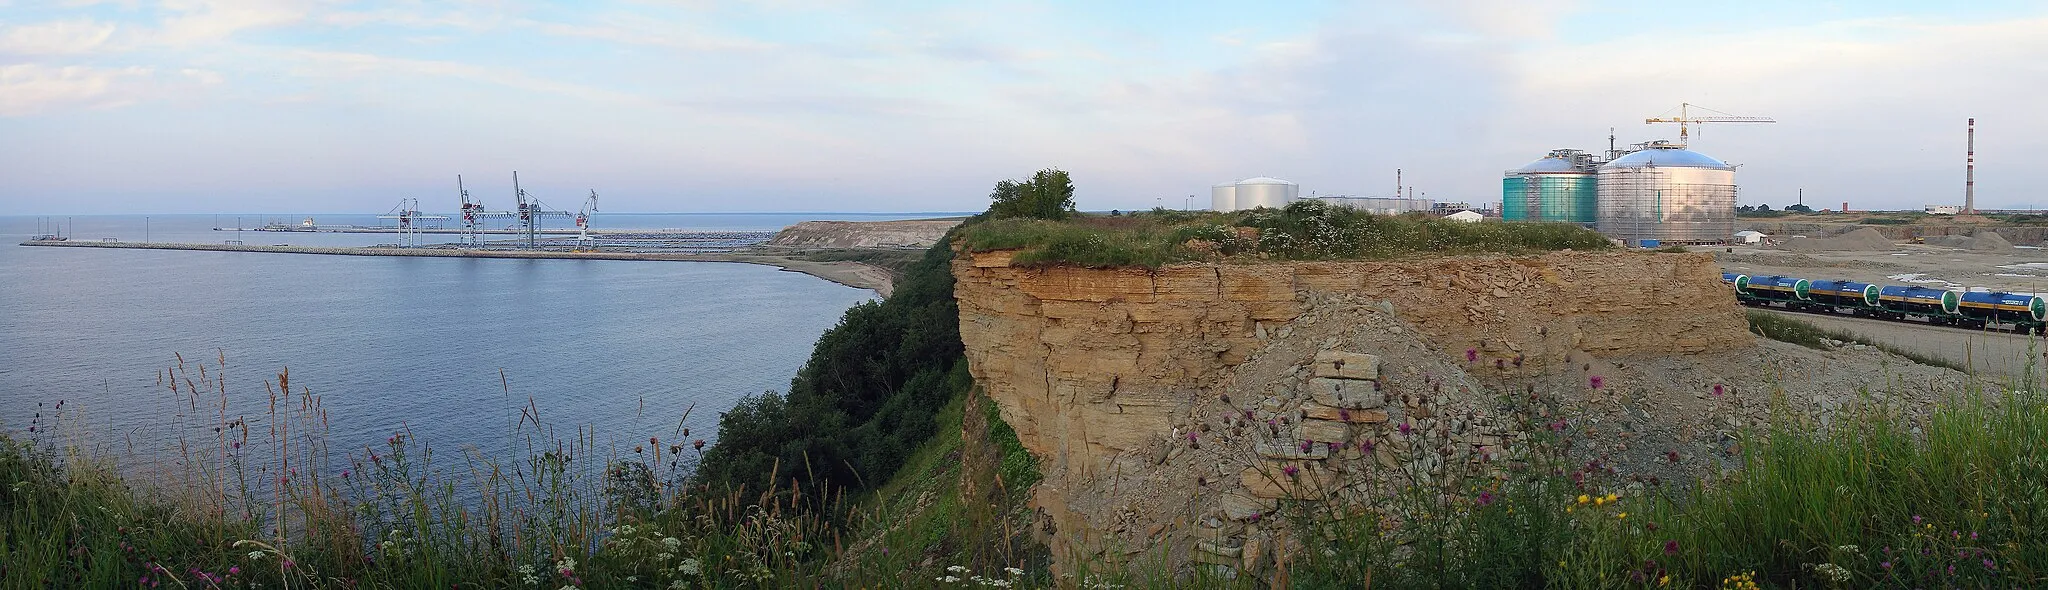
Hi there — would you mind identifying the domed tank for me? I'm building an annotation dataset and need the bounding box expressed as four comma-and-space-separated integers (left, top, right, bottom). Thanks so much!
1210, 182, 1238, 212
1596, 143, 1737, 245
1503, 150, 1597, 223
1234, 177, 1298, 210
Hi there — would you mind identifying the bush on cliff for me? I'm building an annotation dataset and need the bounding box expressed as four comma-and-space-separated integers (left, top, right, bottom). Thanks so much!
961, 198, 1612, 268
693, 236, 968, 509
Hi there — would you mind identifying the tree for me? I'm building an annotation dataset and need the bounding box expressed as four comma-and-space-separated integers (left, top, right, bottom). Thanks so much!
1756, 203, 1773, 212
1785, 204, 1813, 213
987, 168, 1076, 220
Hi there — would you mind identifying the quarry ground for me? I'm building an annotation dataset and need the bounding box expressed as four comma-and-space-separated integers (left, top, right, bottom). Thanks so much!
1702, 230, 2048, 382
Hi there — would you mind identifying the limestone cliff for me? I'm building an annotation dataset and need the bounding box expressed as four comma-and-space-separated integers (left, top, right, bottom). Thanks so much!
951, 250, 1763, 574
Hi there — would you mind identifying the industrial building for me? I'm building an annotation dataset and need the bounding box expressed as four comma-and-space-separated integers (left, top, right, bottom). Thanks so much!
1502, 141, 1739, 245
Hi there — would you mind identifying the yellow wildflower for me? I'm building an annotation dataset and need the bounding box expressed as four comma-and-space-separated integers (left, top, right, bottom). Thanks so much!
1577, 494, 1589, 505
1595, 496, 1606, 506
1617, 512, 1629, 519
1659, 574, 1670, 587
1605, 493, 1619, 503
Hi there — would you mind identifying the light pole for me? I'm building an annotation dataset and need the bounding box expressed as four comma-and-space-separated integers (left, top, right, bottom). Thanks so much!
145, 217, 150, 243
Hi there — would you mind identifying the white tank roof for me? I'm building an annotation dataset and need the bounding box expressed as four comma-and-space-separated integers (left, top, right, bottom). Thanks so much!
1237, 177, 1296, 185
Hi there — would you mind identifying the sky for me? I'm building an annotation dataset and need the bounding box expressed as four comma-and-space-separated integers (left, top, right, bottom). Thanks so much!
2, 0, 2044, 215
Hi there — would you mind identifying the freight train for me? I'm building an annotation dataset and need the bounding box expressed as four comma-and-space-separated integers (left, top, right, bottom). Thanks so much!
1723, 273, 2048, 334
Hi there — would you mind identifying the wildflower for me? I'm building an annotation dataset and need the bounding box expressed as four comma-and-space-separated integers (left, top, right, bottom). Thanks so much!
662, 537, 680, 549
1881, 561, 1893, 570
1605, 493, 1618, 503
1327, 441, 1340, 452
1589, 375, 1604, 389
1663, 540, 1679, 555
693, 440, 705, 450
1398, 422, 1412, 435
1282, 465, 1300, 477
677, 558, 701, 576
248, 551, 265, 561
948, 565, 969, 573
1360, 440, 1375, 452
1984, 558, 1997, 570
1666, 451, 1680, 463
1338, 409, 1351, 421
1466, 348, 1478, 362
1299, 440, 1312, 453
342, 469, 351, 479
1658, 575, 1670, 587
1576, 494, 1590, 505
228, 566, 241, 575
1912, 514, 1923, 525
1616, 512, 1628, 519
1594, 496, 1606, 506
1495, 359, 1505, 369
1712, 383, 1725, 396
1005, 567, 1024, 576
649, 436, 659, 445
1477, 492, 1494, 506
1549, 419, 1566, 432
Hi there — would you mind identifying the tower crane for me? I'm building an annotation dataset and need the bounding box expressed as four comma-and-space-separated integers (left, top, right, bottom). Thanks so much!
1645, 103, 1774, 148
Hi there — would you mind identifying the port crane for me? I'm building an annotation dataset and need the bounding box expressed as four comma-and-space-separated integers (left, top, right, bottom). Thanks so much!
455, 175, 520, 248
512, 171, 575, 250
378, 198, 447, 248
574, 190, 600, 251
1645, 103, 1774, 148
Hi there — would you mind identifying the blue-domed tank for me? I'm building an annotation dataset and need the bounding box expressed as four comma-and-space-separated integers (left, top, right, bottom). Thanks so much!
1744, 275, 1809, 302
1503, 150, 1597, 223
1596, 142, 1737, 245
1809, 280, 1880, 309
1878, 286, 1960, 316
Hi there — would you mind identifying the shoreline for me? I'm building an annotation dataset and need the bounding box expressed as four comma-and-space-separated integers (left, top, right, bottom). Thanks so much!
17, 240, 896, 297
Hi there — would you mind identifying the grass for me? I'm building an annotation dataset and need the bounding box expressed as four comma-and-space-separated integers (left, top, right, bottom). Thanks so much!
1282, 368, 2048, 589
1745, 309, 1971, 372
0, 352, 1045, 589
957, 200, 1612, 269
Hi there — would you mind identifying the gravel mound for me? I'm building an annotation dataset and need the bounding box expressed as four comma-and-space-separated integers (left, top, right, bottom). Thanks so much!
1970, 230, 2015, 251
1781, 227, 1896, 252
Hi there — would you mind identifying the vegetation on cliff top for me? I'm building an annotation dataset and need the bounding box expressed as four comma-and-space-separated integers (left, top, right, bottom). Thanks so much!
958, 198, 1613, 268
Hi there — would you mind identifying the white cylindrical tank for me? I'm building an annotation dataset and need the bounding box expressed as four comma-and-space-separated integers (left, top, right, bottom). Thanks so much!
1234, 177, 1297, 210
1596, 145, 1737, 244
1211, 183, 1238, 212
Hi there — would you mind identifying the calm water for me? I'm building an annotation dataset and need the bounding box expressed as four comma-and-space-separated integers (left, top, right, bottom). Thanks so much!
0, 213, 949, 472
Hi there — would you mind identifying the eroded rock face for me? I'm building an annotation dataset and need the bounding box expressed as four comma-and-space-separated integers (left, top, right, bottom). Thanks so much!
952, 250, 1756, 574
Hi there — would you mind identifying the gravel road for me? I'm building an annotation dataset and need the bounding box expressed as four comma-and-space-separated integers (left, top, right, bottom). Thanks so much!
1758, 308, 2048, 383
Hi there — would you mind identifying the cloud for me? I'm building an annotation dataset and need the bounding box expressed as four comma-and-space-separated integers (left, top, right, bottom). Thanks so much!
149, 0, 309, 46
0, 18, 118, 56
0, 64, 153, 115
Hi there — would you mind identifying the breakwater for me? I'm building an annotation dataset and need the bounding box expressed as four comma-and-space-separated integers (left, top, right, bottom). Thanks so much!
18, 240, 896, 296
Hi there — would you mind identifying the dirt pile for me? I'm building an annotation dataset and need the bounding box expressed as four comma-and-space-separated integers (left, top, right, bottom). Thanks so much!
766, 219, 960, 249
1970, 230, 2016, 251
1779, 227, 1896, 252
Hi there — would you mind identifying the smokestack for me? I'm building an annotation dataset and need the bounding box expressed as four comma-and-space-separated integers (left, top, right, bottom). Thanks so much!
1396, 168, 1402, 198
1842, 201, 1849, 214
1967, 118, 1976, 214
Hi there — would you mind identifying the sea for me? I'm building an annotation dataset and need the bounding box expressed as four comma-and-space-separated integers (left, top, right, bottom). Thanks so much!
0, 212, 956, 477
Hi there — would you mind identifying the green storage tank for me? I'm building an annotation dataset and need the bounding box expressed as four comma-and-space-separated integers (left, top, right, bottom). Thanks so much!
1503, 151, 1598, 223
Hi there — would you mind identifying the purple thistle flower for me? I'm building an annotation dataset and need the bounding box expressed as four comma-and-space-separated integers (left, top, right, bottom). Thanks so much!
341, 469, 351, 479
1712, 383, 1725, 396
1299, 440, 1313, 453
1913, 514, 1923, 524
1477, 492, 1494, 506
1984, 558, 1996, 570
1495, 359, 1505, 369
1339, 409, 1351, 421
1881, 561, 1892, 570
1282, 465, 1300, 477
1466, 348, 1478, 363
1549, 419, 1567, 432
1360, 440, 1376, 452
1186, 432, 1198, 442
1398, 422, 1412, 435
1663, 540, 1679, 556
1327, 441, 1341, 451
1589, 375, 1605, 389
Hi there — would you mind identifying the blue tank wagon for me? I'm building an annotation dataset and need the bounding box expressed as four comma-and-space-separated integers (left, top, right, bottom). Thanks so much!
1740, 275, 1810, 306
1876, 286, 1961, 324
1807, 280, 1882, 315
1955, 291, 2048, 333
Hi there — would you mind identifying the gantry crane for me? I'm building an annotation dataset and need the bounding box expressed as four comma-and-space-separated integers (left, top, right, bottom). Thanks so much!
377, 198, 447, 248
512, 171, 575, 250
455, 174, 519, 248
1645, 103, 1774, 148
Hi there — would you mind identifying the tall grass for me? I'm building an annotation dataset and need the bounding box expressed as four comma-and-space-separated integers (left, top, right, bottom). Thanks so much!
1745, 309, 1970, 372
1284, 373, 2048, 588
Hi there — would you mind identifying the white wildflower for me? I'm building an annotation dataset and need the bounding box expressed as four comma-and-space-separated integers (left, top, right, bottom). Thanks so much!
662, 537, 681, 549
940, 576, 961, 583
626, 576, 638, 583
247, 551, 265, 561
522, 575, 539, 586
1004, 567, 1024, 577
657, 552, 673, 561
517, 564, 535, 575
947, 565, 969, 573
1814, 563, 1852, 582
677, 558, 701, 576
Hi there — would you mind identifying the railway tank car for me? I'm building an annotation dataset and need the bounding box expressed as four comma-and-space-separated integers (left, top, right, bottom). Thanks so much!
1877, 286, 1960, 320
1741, 275, 1810, 305
1955, 291, 2048, 333
1808, 280, 1881, 314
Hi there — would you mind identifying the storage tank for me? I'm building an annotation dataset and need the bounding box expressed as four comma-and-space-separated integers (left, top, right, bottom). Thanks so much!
1502, 150, 1597, 223
1210, 183, 1238, 212
1595, 143, 1737, 244
1234, 177, 1298, 210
